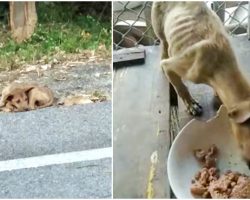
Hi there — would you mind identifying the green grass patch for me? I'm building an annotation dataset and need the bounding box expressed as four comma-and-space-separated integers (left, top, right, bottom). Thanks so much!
0, 2, 111, 71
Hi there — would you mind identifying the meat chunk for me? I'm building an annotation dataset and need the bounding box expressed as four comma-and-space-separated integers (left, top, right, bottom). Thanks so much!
208, 172, 235, 198
194, 144, 218, 168
230, 176, 250, 198
191, 167, 219, 197
190, 145, 250, 199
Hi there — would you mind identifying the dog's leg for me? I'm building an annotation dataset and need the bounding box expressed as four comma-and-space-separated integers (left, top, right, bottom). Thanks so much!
36, 102, 53, 109
161, 57, 203, 116
1, 102, 14, 112
29, 98, 53, 110
161, 40, 169, 59
212, 88, 222, 110
0, 107, 12, 112
28, 97, 36, 110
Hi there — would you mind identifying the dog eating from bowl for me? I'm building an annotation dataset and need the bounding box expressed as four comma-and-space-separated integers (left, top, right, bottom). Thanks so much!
151, 2, 250, 166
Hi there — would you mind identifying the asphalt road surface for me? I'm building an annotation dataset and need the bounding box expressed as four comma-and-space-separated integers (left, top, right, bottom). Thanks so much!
0, 102, 112, 198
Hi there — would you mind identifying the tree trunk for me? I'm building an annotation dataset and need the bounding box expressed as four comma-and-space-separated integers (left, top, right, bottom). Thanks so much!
9, 2, 37, 43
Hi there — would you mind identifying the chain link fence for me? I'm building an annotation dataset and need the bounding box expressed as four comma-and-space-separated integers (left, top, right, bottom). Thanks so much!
113, 1, 250, 50
212, 1, 249, 35
113, 1, 156, 50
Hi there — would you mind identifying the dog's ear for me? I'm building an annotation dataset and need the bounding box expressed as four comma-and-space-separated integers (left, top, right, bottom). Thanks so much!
0, 94, 14, 108
228, 101, 250, 123
0, 93, 13, 105
24, 86, 35, 96
6, 95, 14, 101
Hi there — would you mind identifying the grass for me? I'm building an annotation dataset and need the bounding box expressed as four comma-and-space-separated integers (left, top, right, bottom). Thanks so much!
0, 2, 111, 71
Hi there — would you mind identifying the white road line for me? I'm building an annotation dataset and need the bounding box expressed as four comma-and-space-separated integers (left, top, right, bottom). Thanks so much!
0, 147, 112, 172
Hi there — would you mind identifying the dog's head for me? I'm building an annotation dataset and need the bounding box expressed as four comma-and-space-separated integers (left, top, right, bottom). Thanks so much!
0, 84, 35, 112
5, 91, 29, 111
228, 100, 250, 166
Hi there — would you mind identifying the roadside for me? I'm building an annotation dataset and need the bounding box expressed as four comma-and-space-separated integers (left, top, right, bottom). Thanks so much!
0, 2, 111, 106
0, 53, 112, 104
0, 2, 112, 198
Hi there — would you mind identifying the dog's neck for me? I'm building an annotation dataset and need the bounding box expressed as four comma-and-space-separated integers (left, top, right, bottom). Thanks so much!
210, 66, 250, 109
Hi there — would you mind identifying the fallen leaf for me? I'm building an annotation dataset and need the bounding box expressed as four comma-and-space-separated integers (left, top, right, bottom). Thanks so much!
95, 73, 100, 78
54, 76, 67, 81
62, 96, 93, 106
23, 65, 37, 72
41, 64, 51, 71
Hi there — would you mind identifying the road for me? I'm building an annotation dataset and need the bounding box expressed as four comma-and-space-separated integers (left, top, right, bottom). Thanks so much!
0, 102, 112, 198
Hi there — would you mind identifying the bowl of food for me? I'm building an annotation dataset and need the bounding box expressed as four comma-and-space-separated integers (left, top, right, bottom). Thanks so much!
167, 105, 250, 198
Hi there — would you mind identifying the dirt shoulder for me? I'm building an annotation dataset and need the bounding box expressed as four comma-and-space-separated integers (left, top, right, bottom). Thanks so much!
0, 51, 112, 104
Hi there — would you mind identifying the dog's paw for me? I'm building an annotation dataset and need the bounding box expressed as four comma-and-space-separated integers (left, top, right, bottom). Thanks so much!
0, 107, 12, 112
187, 101, 203, 116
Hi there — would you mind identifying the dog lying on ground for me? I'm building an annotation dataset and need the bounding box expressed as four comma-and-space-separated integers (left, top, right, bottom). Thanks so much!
152, 2, 250, 164
0, 82, 54, 112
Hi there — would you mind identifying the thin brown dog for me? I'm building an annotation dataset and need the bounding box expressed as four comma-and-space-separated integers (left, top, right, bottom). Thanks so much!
152, 2, 250, 164
0, 82, 53, 112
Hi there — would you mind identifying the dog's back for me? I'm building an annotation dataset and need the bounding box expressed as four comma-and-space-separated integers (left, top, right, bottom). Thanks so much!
28, 86, 54, 109
152, 2, 228, 57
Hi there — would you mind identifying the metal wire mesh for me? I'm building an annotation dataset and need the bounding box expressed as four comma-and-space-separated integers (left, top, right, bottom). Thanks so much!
113, 1, 157, 50
212, 1, 249, 35
113, 1, 250, 50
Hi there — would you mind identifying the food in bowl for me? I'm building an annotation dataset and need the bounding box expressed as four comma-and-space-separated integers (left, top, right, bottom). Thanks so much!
193, 144, 218, 168
209, 171, 250, 198
191, 145, 250, 198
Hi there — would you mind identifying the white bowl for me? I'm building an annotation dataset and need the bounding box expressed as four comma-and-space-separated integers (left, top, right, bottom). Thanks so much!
167, 105, 250, 199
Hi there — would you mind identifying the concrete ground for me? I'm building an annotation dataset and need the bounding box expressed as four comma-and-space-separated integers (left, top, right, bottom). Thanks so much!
113, 46, 169, 198
113, 35, 250, 198
0, 102, 112, 198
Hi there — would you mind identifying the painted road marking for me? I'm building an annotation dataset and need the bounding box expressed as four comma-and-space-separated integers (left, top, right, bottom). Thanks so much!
146, 151, 158, 198
0, 147, 112, 172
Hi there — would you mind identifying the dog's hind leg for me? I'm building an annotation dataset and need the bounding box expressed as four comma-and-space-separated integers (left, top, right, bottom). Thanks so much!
161, 57, 203, 116
29, 99, 53, 110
